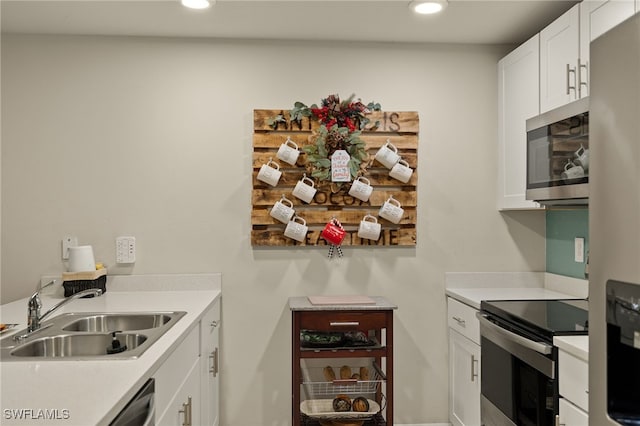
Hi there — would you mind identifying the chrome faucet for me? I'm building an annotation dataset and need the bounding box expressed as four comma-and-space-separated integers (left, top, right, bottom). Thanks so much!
19, 280, 103, 339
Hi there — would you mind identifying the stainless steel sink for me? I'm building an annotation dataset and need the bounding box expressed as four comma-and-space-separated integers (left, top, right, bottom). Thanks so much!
11, 333, 147, 358
61, 313, 172, 332
0, 311, 186, 361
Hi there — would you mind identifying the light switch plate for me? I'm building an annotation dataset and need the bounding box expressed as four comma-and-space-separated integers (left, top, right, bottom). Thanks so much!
116, 236, 136, 264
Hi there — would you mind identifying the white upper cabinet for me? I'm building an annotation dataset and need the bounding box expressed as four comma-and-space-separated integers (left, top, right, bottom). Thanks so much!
580, 0, 637, 98
540, 4, 581, 112
497, 34, 543, 210
540, 1, 636, 112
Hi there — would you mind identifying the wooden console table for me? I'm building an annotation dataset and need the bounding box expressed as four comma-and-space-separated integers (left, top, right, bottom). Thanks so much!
289, 296, 397, 426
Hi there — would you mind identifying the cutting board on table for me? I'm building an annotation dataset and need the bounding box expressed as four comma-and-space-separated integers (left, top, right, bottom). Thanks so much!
308, 295, 376, 305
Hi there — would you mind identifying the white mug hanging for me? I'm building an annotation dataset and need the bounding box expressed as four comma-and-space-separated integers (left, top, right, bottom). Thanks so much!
374, 140, 400, 169
284, 215, 308, 242
292, 174, 317, 204
348, 176, 373, 202
389, 159, 413, 183
358, 214, 382, 241
269, 195, 295, 224
379, 196, 404, 224
276, 137, 300, 166
257, 158, 282, 187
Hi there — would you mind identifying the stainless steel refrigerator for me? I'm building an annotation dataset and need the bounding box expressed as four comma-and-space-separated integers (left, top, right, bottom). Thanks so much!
590, 12, 640, 426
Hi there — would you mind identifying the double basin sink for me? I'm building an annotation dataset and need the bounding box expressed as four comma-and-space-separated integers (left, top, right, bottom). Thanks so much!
0, 311, 186, 360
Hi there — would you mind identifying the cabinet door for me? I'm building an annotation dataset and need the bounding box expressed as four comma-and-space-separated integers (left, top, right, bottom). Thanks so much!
200, 300, 221, 426
558, 398, 589, 426
540, 4, 580, 112
497, 34, 543, 210
449, 329, 481, 426
579, 0, 636, 99
156, 356, 201, 426
154, 326, 199, 417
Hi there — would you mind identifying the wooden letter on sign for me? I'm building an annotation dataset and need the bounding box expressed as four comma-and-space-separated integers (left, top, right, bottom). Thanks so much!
251, 110, 419, 247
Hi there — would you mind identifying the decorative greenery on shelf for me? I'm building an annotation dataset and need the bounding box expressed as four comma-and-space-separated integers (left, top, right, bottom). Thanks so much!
268, 94, 382, 187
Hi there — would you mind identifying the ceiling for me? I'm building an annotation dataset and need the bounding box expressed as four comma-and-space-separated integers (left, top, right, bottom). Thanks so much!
1, 0, 579, 45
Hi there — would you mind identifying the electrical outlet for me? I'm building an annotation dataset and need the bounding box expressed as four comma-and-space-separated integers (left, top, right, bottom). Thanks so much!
62, 236, 78, 260
116, 236, 136, 264
574, 237, 585, 263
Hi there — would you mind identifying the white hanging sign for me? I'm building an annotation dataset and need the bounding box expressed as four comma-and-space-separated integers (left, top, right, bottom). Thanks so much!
331, 150, 351, 182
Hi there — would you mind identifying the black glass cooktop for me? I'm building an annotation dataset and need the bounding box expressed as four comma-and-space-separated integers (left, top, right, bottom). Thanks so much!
481, 299, 589, 340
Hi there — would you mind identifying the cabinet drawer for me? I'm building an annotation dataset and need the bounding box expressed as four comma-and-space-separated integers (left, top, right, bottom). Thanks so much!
559, 397, 588, 425
558, 350, 589, 412
154, 325, 199, 413
298, 311, 388, 332
447, 298, 480, 345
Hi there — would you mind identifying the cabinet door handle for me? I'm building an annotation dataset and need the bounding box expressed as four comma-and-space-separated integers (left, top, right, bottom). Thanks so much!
566, 63, 577, 96
578, 58, 588, 97
179, 396, 192, 426
452, 316, 466, 327
209, 347, 219, 377
330, 321, 359, 327
470, 354, 479, 382
210, 320, 219, 328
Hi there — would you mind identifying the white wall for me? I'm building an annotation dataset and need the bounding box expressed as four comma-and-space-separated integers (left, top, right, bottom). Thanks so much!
0, 34, 545, 425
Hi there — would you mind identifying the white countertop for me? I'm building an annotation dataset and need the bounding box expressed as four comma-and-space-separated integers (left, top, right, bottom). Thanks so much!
445, 287, 581, 309
554, 335, 589, 362
0, 274, 221, 426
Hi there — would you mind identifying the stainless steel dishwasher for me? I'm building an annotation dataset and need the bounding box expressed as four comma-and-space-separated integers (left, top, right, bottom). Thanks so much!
109, 378, 155, 426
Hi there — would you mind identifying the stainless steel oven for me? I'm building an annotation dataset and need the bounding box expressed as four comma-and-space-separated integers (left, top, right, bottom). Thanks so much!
607, 280, 640, 425
478, 299, 588, 426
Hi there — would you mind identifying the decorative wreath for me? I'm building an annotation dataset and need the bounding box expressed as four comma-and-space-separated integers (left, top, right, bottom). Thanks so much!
268, 94, 382, 187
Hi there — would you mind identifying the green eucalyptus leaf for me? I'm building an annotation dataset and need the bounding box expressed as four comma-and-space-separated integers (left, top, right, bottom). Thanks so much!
349, 160, 359, 178
302, 146, 317, 155
317, 158, 331, 168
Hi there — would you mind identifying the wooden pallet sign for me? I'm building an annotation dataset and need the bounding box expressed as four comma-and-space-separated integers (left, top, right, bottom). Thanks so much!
252, 110, 419, 247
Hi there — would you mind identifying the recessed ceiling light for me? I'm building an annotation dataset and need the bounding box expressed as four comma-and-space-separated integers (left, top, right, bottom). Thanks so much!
410, 0, 448, 15
181, 0, 212, 10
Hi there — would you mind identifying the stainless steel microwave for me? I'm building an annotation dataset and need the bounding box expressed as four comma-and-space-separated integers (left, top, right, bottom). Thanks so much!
526, 98, 589, 205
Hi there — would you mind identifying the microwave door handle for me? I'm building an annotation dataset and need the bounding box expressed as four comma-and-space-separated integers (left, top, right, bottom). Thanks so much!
476, 312, 553, 355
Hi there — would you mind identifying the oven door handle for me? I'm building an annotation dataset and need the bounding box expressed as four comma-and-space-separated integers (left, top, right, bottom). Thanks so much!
476, 312, 553, 355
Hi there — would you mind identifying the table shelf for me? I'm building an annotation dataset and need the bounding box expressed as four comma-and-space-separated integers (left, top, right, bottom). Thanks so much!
290, 297, 395, 426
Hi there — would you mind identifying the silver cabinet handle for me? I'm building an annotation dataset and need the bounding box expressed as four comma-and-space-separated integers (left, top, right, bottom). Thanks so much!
179, 396, 192, 426
330, 321, 359, 327
471, 354, 479, 382
209, 347, 219, 377
210, 320, 219, 328
566, 63, 577, 96
452, 316, 466, 327
578, 58, 588, 97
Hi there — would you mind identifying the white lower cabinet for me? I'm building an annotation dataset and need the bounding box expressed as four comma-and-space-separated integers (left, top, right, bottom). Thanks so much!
155, 325, 201, 426
447, 297, 481, 426
449, 329, 481, 426
557, 346, 589, 425
559, 398, 588, 426
200, 301, 221, 426
154, 298, 221, 426
157, 356, 201, 426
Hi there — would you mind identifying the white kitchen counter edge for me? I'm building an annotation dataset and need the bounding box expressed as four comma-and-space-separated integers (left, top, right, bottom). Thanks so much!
0, 273, 221, 426
554, 335, 589, 362
445, 272, 588, 309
